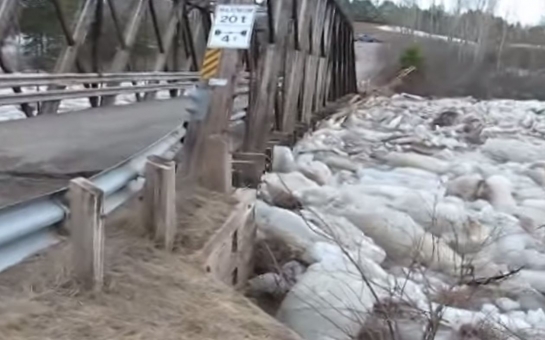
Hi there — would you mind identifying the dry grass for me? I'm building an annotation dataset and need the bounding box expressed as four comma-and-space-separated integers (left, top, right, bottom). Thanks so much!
248, 236, 305, 317
0, 190, 301, 340
432, 285, 500, 311
253, 236, 304, 276
175, 186, 238, 253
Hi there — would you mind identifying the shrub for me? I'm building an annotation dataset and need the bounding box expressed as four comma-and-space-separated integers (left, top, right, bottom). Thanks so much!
399, 45, 424, 70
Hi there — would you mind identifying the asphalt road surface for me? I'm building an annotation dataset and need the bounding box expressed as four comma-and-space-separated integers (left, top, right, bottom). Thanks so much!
0, 98, 189, 207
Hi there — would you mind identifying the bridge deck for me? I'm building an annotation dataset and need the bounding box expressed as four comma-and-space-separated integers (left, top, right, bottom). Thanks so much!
0, 99, 189, 207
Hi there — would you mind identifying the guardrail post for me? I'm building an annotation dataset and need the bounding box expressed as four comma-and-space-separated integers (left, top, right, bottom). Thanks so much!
143, 155, 177, 251
68, 177, 105, 290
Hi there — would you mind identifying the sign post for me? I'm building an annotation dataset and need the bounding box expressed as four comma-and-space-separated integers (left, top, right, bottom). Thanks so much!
208, 5, 257, 50
183, 2, 256, 193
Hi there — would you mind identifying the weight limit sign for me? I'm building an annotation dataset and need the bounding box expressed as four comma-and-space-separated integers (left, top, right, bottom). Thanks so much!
207, 5, 257, 49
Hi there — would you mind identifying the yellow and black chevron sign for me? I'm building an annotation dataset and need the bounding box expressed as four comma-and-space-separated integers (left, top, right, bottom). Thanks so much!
200, 48, 222, 80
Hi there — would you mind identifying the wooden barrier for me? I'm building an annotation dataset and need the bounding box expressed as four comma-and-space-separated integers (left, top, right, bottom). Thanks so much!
196, 189, 256, 288
68, 177, 105, 290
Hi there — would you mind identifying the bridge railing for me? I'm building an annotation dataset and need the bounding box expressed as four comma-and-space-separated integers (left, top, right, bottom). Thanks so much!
0, 71, 250, 113
0, 0, 212, 117
0, 72, 200, 88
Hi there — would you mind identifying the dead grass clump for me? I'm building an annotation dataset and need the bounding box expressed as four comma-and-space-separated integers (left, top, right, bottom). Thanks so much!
458, 322, 509, 340
247, 236, 305, 317
176, 186, 239, 253
0, 200, 301, 340
253, 236, 304, 276
357, 302, 429, 340
432, 286, 499, 311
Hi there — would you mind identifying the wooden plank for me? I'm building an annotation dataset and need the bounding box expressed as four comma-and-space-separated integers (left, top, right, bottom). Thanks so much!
106, 0, 127, 48
152, 1, 184, 71
301, 54, 319, 124
281, 50, 304, 132
0, 0, 34, 119
51, 0, 77, 46
108, 0, 148, 71
270, 0, 292, 129
243, 0, 289, 160
296, 0, 311, 51
322, 5, 334, 54
348, 29, 357, 92
324, 58, 334, 102
148, 0, 165, 53
342, 23, 351, 95
298, 0, 325, 125
310, 0, 327, 54
144, 0, 185, 100
330, 15, 340, 100
101, 0, 148, 106
243, 44, 278, 152
295, 0, 312, 123
186, 7, 208, 67
144, 155, 177, 251
319, 3, 334, 104
180, 7, 200, 71
41, 0, 97, 114
197, 189, 256, 288
0, 0, 17, 40
314, 57, 328, 109
68, 177, 105, 290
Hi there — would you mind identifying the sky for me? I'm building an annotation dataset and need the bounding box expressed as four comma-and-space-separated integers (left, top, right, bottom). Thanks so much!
413, 0, 545, 25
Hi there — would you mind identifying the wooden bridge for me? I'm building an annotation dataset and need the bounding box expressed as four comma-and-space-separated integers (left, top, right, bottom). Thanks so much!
0, 0, 356, 287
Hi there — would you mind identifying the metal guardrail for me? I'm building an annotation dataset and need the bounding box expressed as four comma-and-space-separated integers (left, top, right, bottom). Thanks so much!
0, 72, 201, 88
0, 81, 196, 106
0, 72, 250, 107
0, 81, 250, 273
0, 120, 187, 272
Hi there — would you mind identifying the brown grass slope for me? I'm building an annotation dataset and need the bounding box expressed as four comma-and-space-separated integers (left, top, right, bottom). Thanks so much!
0, 189, 301, 340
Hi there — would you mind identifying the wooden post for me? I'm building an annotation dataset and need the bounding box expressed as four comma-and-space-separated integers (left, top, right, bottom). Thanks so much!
68, 177, 105, 290
194, 50, 239, 193
144, 155, 177, 251
190, 0, 254, 192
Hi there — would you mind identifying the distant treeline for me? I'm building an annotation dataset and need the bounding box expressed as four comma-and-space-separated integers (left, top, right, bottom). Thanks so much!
338, 0, 545, 47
